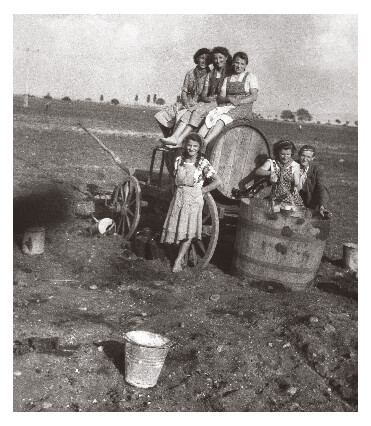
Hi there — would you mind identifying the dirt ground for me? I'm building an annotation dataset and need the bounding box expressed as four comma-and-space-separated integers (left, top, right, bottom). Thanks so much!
13, 97, 358, 412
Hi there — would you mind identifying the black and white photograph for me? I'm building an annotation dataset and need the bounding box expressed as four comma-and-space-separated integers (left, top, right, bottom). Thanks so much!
10, 3, 363, 417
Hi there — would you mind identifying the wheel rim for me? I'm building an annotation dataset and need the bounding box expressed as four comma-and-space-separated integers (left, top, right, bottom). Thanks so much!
187, 192, 219, 270
112, 176, 141, 240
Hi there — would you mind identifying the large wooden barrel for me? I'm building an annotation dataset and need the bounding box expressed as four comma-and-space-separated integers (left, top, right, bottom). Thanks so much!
206, 121, 270, 199
232, 198, 331, 290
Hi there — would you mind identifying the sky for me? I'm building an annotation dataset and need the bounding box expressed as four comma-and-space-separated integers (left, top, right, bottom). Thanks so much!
13, 14, 357, 123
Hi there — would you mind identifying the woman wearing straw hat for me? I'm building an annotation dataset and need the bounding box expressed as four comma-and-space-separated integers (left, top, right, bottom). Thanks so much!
161, 133, 222, 272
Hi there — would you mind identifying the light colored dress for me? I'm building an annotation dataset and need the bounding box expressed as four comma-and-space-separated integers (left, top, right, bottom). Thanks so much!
269, 159, 304, 206
205, 71, 258, 128
155, 68, 208, 129
161, 156, 216, 243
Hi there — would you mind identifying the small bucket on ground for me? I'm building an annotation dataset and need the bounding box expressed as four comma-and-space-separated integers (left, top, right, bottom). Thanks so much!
89, 217, 116, 236
343, 243, 358, 272
22, 227, 45, 255
123, 330, 172, 388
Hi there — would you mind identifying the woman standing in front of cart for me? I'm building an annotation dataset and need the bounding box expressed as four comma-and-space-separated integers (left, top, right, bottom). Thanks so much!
161, 133, 222, 272
161, 46, 232, 147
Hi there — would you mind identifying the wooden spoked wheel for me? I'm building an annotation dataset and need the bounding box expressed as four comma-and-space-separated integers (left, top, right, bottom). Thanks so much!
187, 192, 219, 270
111, 176, 141, 240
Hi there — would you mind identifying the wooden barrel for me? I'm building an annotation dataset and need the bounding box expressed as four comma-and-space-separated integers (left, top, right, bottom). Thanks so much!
231, 198, 331, 290
206, 121, 270, 199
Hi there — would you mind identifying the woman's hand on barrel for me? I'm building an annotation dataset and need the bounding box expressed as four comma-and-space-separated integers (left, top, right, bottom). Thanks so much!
270, 171, 278, 183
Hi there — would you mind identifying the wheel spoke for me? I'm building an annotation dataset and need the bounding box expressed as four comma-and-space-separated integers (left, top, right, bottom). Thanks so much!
119, 185, 125, 201
117, 216, 123, 234
202, 212, 211, 224
191, 244, 198, 266
197, 239, 206, 255
125, 214, 131, 230
127, 198, 136, 208
126, 208, 135, 217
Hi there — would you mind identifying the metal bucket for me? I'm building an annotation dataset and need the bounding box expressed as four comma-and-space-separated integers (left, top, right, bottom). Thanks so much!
343, 243, 358, 272
22, 227, 45, 255
123, 330, 171, 388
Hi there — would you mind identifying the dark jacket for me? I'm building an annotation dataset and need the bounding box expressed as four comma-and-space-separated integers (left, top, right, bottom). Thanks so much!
299, 162, 330, 210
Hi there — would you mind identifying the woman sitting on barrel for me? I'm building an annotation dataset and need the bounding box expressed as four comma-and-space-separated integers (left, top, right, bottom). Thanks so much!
256, 140, 304, 207
155, 48, 211, 137
161, 133, 222, 272
161, 46, 232, 147
199, 51, 259, 147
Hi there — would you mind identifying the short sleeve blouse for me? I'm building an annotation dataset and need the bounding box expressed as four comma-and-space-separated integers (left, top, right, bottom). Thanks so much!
221, 71, 259, 95
174, 156, 217, 187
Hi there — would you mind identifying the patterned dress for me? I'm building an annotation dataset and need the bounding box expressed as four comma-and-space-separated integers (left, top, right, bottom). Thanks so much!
180, 68, 229, 128
161, 156, 216, 243
269, 159, 304, 206
155, 67, 208, 129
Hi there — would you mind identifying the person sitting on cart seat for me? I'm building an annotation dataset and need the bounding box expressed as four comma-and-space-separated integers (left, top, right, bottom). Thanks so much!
161, 46, 233, 147
198, 51, 259, 148
155, 48, 211, 138
256, 140, 303, 206
161, 133, 222, 272
297, 144, 331, 217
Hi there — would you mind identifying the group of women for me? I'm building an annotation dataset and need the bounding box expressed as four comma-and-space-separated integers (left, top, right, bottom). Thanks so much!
157, 47, 311, 273
155, 46, 259, 149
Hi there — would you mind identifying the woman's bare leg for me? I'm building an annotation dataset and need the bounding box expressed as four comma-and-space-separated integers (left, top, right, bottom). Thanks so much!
198, 124, 209, 138
172, 239, 192, 272
161, 121, 187, 145
204, 120, 225, 145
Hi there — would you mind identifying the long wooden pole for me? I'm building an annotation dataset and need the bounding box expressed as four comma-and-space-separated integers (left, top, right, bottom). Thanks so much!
78, 123, 132, 176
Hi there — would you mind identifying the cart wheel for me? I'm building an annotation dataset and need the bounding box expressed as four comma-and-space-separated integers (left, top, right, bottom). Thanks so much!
111, 176, 141, 240
187, 192, 219, 270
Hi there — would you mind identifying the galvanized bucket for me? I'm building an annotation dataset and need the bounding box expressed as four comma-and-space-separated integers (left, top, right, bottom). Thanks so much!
123, 330, 172, 388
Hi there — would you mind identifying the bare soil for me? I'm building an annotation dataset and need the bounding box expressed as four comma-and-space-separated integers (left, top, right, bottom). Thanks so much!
13, 96, 358, 412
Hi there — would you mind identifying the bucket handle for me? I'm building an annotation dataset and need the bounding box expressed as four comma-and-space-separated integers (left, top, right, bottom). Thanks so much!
123, 333, 175, 349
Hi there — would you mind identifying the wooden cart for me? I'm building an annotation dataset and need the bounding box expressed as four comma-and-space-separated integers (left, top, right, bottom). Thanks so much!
80, 120, 271, 269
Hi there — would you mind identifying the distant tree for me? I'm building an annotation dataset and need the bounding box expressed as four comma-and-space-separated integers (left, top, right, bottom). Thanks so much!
335, 119, 341, 124
355, 121, 358, 126
345, 121, 349, 126
85, 98, 92, 101
176, 95, 181, 103
153, 94, 157, 103
156, 98, 166, 106
100, 95, 104, 102
44, 93, 52, 100
111, 98, 119, 105
146, 95, 150, 103
317, 121, 321, 125
296, 108, 312, 122
327, 120, 331, 125
62, 96, 71, 101
135, 94, 139, 102
280, 110, 295, 121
